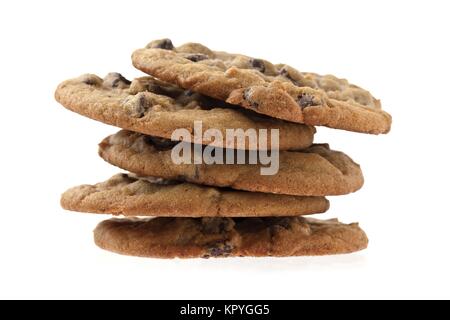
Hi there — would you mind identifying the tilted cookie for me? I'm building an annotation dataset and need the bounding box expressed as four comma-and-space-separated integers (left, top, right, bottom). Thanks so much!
55, 73, 315, 151
94, 216, 368, 258
61, 173, 329, 217
132, 39, 392, 134
98, 130, 364, 196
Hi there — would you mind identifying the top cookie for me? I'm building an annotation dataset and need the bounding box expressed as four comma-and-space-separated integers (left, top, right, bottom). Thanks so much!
55, 73, 315, 151
132, 39, 392, 134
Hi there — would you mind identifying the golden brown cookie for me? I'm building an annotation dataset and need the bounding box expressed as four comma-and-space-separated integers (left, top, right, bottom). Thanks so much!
94, 216, 368, 258
132, 39, 391, 134
98, 130, 364, 196
61, 173, 329, 217
55, 73, 315, 150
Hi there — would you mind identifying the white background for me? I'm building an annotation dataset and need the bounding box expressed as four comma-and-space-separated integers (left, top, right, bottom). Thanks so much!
0, 0, 449, 299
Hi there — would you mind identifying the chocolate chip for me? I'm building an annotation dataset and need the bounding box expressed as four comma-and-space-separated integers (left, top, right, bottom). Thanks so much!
143, 136, 178, 151
279, 67, 289, 77
135, 94, 149, 117
279, 67, 301, 86
208, 243, 233, 257
83, 78, 97, 86
145, 81, 185, 100
104, 72, 131, 88
250, 59, 265, 73
113, 74, 131, 87
146, 83, 169, 96
298, 93, 317, 109
152, 38, 174, 50
185, 54, 208, 62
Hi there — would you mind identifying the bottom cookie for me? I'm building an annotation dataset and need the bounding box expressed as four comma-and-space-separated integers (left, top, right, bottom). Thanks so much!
94, 217, 368, 258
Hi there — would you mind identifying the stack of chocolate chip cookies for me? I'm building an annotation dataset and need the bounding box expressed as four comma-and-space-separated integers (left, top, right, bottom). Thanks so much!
55, 39, 391, 259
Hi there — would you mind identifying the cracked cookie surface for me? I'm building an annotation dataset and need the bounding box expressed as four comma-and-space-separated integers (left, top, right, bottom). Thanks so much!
61, 173, 329, 217
55, 73, 315, 150
98, 130, 364, 196
94, 216, 368, 258
132, 39, 391, 134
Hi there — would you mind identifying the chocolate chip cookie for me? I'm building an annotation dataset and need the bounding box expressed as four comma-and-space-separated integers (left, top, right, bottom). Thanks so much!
98, 130, 364, 196
132, 39, 391, 134
61, 173, 329, 217
94, 216, 368, 258
55, 73, 315, 151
